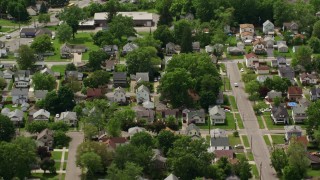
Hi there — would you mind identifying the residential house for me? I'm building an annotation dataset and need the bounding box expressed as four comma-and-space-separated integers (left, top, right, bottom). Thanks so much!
21, 102, 30, 112
252, 39, 267, 54
0, 48, 7, 58
164, 174, 179, 180
20, 28, 37, 38
299, 98, 311, 108
11, 88, 29, 104
103, 45, 118, 56
316, 11, 320, 17
271, 59, 278, 67
240, 31, 254, 41
292, 104, 308, 123
210, 129, 227, 138
7, 109, 24, 125
14, 70, 30, 88
245, 53, 259, 67
263, 20, 275, 34
60, 43, 87, 58
184, 109, 205, 124
36, 129, 54, 149
265, 90, 282, 102
161, 109, 179, 119
208, 137, 231, 152
65, 71, 83, 81
122, 42, 138, 55
284, 125, 302, 141
278, 66, 295, 84
185, 123, 201, 139
226, 175, 241, 180
104, 60, 116, 72
180, 12, 194, 21
214, 150, 235, 162
142, 101, 154, 109
255, 66, 270, 75
271, 105, 289, 124
56, 111, 78, 126
166, 42, 179, 55
264, 36, 275, 48
2, 69, 14, 79
192, 41, 200, 52
310, 87, 320, 101
87, 88, 102, 99
133, 106, 155, 122
239, 24, 254, 34
283, 22, 299, 32
136, 85, 150, 103
277, 56, 287, 67
205, 45, 214, 54
33, 109, 50, 121
216, 91, 224, 105
135, 72, 149, 82
40, 68, 60, 79
128, 126, 146, 138
277, 41, 289, 53
34, 90, 48, 101
209, 106, 226, 125
113, 72, 128, 87
287, 86, 303, 101
227, 47, 245, 55
237, 42, 245, 49
1, 108, 10, 116
113, 87, 127, 104
152, 149, 167, 170
103, 137, 128, 151
256, 75, 273, 83
307, 153, 320, 169
300, 72, 318, 85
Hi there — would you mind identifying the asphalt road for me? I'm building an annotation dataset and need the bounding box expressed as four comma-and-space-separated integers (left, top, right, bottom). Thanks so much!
65, 131, 84, 180
226, 62, 277, 180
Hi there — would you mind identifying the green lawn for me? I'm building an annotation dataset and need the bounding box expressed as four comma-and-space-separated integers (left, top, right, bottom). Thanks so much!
0, 19, 21, 26
51, 151, 62, 160
235, 113, 244, 129
51, 65, 66, 75
45, 32, 99, 61
219, 63, 226, 72
237, 62, 244, 70
273, 46, 293, 58
30, 173, 62, 180
263, 115, 284, 130
221, 76, 231, 91
271, 135, 285, 145
257, 116, 265, 129
226, 36, 237, 46
54, 162, 61, 170
228, 134, 241, 147
229, 96, 238, 111
251, 164, 259, 178
64, 152, 68, 160
236, 153, 246, 160
210, 112, 236, 130
263, 135, 272, 146
247, 152, 254, 161
226, 54, 244, 60
242, 135, 250, 148
0, 27, 13, 32
307, 169, 320, 177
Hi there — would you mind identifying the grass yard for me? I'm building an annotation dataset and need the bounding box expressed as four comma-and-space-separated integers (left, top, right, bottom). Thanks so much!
226, 36, 237, 46
307, 169, 320, 177
235, 113, 244, 129
263, 115, 284, 130
226, 54, 244, 60
237, 62, 244, 70
51, 151, 62, 160
271, 135, 285, 145
0, 19, 21, 26
257, 116, 265, 129
247, 152, 254, 161
221, 76, 231, 91
54, 162, 61, 170
263, 135, 272, 146
64, 152, 68, 160
251, 164, 260, 178
51, 65, 66, 75
30, 173, 62, 180
242, 135, 250, 148
228, 134, 241, 146
236, 153, 246, 160
219, 63, 226, 72
229, 96, 238, 111
273, 46, 293, 58
0, 27, 13, 32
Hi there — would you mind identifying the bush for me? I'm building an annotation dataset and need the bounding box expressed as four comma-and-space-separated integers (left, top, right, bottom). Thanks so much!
233, 131, 239, 137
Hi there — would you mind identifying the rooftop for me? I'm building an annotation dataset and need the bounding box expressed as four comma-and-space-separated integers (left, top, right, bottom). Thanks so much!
94, 12, 153, 21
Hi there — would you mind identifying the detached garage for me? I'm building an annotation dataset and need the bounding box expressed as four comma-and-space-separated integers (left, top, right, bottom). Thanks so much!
94, 12, 154, 27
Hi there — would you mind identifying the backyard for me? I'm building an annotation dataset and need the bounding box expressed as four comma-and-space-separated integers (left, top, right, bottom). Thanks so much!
228, 134, 241, 146
271, 135, 285, 145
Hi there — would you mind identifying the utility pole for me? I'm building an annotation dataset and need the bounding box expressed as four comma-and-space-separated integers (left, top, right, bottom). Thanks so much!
250, 136, 253, 150
259, 162, 262, 180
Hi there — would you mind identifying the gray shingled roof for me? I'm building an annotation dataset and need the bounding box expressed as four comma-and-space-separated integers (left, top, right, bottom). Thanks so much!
271, 105, 289, 119
210, 137, 230, 147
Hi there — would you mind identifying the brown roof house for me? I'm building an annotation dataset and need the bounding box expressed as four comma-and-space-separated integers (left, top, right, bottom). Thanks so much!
36, 128, 54, 149
287, 86, 303, 102
252, 39, 267, 54
214, 150, 235, 163
103, 137, 128, 151
283, 21, 299, 32
255, 66, 270, 75
133, 106, 155, 123
299, 72, 318, 85
245, 53, 259, 67
60, 43, 88, 58
87, 88, 102, 99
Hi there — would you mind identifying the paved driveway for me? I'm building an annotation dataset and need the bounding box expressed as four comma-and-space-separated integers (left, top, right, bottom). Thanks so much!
65, 131, 84, 180
226, 62, 277, 180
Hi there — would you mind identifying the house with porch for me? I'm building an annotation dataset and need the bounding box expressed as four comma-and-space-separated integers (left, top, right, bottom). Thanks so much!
292, 104, 308, 123
284, 125, 302, 141
184, 109, 206, 124
209, 106, 226, 125
287, 86, 303, 102
271, 105, 289, 124
33, 109, 50, 121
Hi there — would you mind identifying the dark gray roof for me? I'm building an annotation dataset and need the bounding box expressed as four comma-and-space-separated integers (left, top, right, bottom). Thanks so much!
34, 90, 48, 99
271, 105, 289, 119
12, 88, 29, 96
186, 123, 200, 134
210, 137, 230, 147
15, 70, 30, 77
310, 87, 320, 96
279, 66, 294, 80
113, 72, 127, 80
20, 28, 37, 34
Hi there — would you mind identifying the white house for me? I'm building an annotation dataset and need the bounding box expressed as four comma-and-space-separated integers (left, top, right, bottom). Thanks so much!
264, 36, 275, 48
14, 70, 30, 88
240, 24, 254, 34
185, 109, 206, 124
33, 109, 50, 121
209, 106, 226, 125
255, 66, 270, 75
245, 53, 259, 67
128, 126, 146, 138
208, 137, 231, 152
113, 87, 127, 103
11, 88, 29, 104
56, 111, 78, 126
240, 32, 254, 41
136, 85, 150, 104
263, 20, 274, 34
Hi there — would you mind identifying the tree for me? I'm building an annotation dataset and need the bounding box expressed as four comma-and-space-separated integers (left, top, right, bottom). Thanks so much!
17, 45, 36, 70
0, 77, 7, 90
65, 77, 82, 93
158, 68, 194, 108
40, 158, 56, 174
56, 86, 76, 112
83, 70, 110, 88
211, 29, 228, 45
106, 118, 121, 137
292, 45, 313, 71
216, 157, 232, 179
65, 63, 77, 71
130, 132, 153, 148
83, 124, 98, 140
180, 26, 193, 53
283, 165, 301, 180
271, 148, 288, 175
173, 20, 191, 44
49, 121, 69, 132
104, 0, 120, 22
59, 6, 86, 38
153, 25, 174, 46
0, 115, 15, 142
126, 47, 161, 75
56, 23, 73, 43
308, 37, 320, 53
78, 152, 103, 176
113, 109, 136, 130
39, 2, 48, 13
233, 157, 252, 180
306, 100, 320, 137
286, 140, 310, 179
32, 73, 56, 91
37, 146, 52, 160
272, 76, 291, 93
93, 30, 116, 47
156, 0, 173, 25
157, 130, 176, 156
245, 81, 260, 95
7, 1, 30, 21
77, 141, 113, 170
273, 96, 282, 107
88, 50, 109, 71
26, 121, 49, 133
38, 13, 50, 25
107, 162, 143, 180
109, 14, 137, 41
53, 131, 71, 148
31, 35, 54, 55
134, 34, 162, 48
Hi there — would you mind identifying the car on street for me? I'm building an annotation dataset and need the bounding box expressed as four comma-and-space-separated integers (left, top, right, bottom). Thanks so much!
234, 83, 239, 87
5, 35, 11, 39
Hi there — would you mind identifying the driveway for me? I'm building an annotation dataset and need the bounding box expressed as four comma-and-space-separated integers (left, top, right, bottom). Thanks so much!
72, 53, 82, 65
226, 62, 277, 180
65, 131, 84, 180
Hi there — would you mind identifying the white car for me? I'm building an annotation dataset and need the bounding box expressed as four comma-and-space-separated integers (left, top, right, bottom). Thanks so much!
240, 68, 244, 72
5, 35, 11, 39
234, 83, 239, 87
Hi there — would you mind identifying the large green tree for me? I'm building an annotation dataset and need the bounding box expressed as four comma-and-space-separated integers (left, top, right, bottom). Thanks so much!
107, 162, 143, 180
32, 73, 56, 91
157, 130, 176, 156
56, 23, 73, 43
78, 152, 103, 176
17, 45, 36, 70
153, 25, 174, 47
83, 70, 110, 88
38, 13, 50, 25
271, 148, 288, 175
233, 157, 252, 180
308, 37, 320, 53
30, 34, 54, 55
59, 5, 86, 38
130, 131, 153, 148
109, 14, 137, 41
286, 140, 310, 179
292, 46, 313, 71
306, 100, 320, 137
88, 50, 109, 71
0, 114, 15, 142
26, 121, 49, 133
180, 25, 193, 53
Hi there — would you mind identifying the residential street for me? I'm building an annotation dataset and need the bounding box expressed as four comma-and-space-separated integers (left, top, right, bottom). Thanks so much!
226, 62, 277, 180
65, 131, 84, 180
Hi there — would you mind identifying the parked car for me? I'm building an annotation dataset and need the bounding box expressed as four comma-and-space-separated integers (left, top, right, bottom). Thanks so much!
5, 35, 11, 39
234, 83, 239, 87
234, 144, 244, 149
240, 68, 244, 72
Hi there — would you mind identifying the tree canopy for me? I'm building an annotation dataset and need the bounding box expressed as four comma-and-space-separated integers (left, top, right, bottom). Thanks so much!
17, 45, 36, 70
32, 73, 56, 91
0, 115, 15, 142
